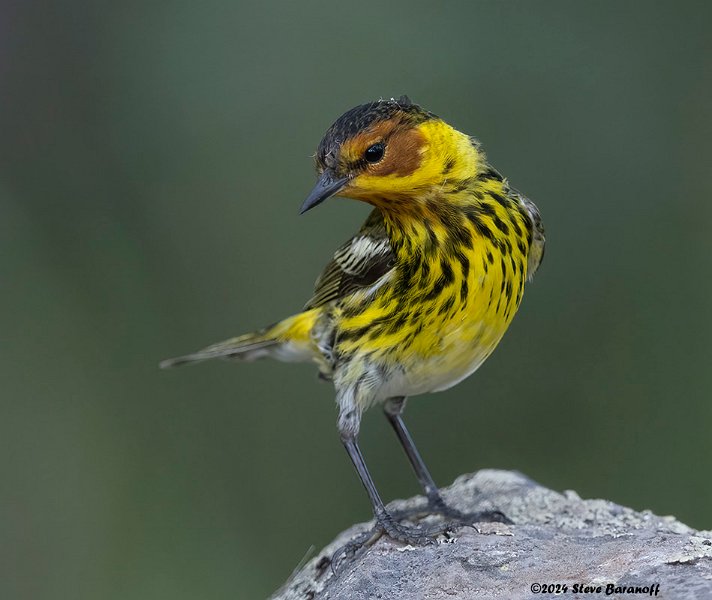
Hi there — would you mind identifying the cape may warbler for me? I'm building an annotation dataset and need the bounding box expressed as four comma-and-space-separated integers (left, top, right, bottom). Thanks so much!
162, 96, 545, 544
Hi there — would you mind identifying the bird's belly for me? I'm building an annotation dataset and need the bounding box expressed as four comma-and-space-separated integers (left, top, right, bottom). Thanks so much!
394, 319, 508, 397
333, 316, 508, 406
333, 252, 525, 404
392, 256, 525, 397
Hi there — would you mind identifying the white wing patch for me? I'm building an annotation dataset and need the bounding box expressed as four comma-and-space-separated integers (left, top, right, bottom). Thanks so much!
336, 237, 391, 275
303, 209, 395, 311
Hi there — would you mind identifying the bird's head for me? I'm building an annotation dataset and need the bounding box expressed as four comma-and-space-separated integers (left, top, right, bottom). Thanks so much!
300, 97, 480, 214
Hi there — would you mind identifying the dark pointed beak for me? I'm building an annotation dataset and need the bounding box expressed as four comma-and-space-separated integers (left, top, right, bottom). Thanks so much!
299, 170, 349, 214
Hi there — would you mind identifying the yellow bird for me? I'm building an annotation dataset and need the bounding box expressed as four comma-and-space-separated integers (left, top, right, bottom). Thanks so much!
162, 96, 545, 544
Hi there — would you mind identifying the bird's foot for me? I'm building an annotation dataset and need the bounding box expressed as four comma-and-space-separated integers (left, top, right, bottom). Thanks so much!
388, 495, 513, 526
330, 498, 512, 573
330, 527, 384, 574
376, 509, 456, 545
426, 495, 514, 525
330, 508, 456, 573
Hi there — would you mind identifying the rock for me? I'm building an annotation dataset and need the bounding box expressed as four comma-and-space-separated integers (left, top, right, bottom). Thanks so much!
270, 470, 712, 600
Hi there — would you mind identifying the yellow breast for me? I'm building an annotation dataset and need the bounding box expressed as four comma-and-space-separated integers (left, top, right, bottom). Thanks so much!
333, 182, 530, 396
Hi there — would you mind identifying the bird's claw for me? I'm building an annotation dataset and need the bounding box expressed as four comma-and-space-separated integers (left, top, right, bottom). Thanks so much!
330, 509, 457, 573
330, 501, 512, 573
429, 501, 514, 525
390, 496, 514, 526
376, 510, 455, 545
330, 528, 383, 575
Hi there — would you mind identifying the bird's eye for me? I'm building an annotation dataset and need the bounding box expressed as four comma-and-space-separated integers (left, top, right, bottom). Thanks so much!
364, 142, 385, 163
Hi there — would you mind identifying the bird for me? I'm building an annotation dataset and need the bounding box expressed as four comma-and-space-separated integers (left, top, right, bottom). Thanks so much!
161, 96, 545, 545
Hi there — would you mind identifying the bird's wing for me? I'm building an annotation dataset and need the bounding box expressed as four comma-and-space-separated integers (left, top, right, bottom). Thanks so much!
304, 209, 395, 310
515, 192, 546, 280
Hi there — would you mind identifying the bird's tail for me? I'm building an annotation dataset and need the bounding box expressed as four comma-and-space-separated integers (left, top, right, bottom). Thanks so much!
160, 310, 319, 369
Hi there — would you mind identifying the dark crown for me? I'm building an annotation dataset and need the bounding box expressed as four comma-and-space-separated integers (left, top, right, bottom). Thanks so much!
316, 97, 435, 169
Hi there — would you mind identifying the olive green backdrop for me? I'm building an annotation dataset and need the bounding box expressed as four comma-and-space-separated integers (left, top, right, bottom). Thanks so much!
2, 1, 710, 598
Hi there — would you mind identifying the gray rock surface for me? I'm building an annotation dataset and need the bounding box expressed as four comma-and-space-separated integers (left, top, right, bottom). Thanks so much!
271, 470, 712, 600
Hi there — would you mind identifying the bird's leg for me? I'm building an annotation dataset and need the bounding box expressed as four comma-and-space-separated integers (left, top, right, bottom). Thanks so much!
383, 397, 512, 525
336, 404, 454, 548
339, 434, 456, 544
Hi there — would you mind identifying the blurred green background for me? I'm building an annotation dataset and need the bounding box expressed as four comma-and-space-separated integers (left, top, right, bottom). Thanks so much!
2, 0, 711, 598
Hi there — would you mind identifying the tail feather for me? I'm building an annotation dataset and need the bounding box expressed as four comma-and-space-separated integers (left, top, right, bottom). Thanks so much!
160, 310, 319, 369
160, 335, 279, 369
